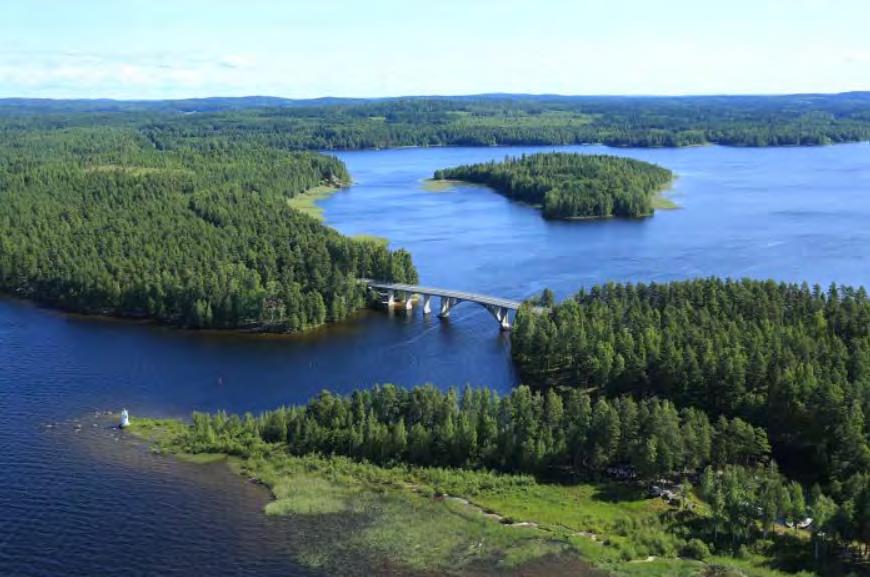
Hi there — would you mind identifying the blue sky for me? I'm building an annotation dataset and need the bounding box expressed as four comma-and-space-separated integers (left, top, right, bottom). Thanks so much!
1, 0, 868, 99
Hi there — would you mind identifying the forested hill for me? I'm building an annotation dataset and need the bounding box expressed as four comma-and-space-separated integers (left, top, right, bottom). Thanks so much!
3, 92, 870, 149
511, 279, 870, 497
433, 153, 674, 219
0, 126, 417, 331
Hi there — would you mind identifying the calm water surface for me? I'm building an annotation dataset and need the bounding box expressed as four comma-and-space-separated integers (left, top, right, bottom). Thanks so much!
2, 143, 869, 576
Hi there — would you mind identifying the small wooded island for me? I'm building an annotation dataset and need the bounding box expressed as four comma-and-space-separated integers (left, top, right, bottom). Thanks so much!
433, 153, 674, 220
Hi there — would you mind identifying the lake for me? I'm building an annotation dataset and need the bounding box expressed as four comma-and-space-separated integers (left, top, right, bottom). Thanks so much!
2, 143, 869, 576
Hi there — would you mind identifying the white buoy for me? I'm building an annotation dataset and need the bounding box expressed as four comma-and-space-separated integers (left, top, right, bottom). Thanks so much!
119, 409, 130, 429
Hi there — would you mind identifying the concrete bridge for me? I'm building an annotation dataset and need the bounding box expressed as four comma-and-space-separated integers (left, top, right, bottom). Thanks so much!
364, 281, 525, 330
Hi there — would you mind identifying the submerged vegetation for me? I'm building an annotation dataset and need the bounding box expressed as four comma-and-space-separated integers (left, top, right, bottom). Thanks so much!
433, 153, 674, 219
0, 127, 417, 332
130, 380, 866, 576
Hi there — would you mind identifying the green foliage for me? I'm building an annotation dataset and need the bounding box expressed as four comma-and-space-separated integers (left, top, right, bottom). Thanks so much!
0, 127, 417, 331
512, 278, 870, 563
9, 93, 868, 150
146, 415, 833, 577
434, 153, 673, 219
512, 279, 870, 490
682, 538, 712, 560
195, 451, 586, 575
177, 384, 770, 485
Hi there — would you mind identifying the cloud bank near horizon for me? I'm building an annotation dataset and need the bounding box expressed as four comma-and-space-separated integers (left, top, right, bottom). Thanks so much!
1, 0, 868, 99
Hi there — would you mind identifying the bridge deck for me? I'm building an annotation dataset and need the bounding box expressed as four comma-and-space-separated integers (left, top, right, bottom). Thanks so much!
366, 282, 523, 310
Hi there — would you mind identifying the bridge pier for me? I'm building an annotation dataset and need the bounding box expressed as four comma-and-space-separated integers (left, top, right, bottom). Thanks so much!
439, 296, 459, 318
365, 281, 524, 331
485, 305, 512, 331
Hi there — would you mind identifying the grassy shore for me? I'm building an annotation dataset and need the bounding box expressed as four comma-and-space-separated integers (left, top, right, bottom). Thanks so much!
286, 184, 341, 220
126, 417, 819, 577
651, 192, 679, 210
351, 234, 389, 247
421, 178, 462, 192
286, 187, 389, 247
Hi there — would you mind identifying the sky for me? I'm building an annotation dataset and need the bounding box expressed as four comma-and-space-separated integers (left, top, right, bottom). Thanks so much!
1, 0, 868, 99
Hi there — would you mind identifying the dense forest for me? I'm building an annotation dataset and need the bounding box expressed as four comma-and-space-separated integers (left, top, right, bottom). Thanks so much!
175, 383, 868, 564
185, 384, 771, 477
0, 126, 417, 331
2, 92, 870, 150
433, 153, 673, 219
512, 280, 870, 499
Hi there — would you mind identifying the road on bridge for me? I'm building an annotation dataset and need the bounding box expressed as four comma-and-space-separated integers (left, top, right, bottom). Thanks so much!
362, 280, 542, 330
365, 281, 523, 310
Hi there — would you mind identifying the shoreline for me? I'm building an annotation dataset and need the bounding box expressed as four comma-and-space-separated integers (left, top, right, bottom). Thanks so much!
125, 415, 817, 577
286, 183, 343, 221
124, 417, 655, 576
323, 139, 869, 155
0, 291, 379, 342
433, 173, 680, 221
0, 181, 396, 339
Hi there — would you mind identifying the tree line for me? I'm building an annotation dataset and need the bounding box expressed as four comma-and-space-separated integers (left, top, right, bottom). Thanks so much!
175, 383, 867, 564
0, 125, 417, 331
182, 384, 769, 479
512, 279, 870, 501
696, 463, 868, 564
433, 153, 674, 219
4, 93, 870, 152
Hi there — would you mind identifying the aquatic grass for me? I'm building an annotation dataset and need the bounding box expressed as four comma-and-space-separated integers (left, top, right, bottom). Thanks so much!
286, 184, 340, 220
421, 178, 458, 192
135, 419, 823, 577
125, 417, 188, 448
347, 488, 562, 571
266, 474, 356, 515
174, 452, 227, 464
351, 234, 389, 247
651, 192, 679, 209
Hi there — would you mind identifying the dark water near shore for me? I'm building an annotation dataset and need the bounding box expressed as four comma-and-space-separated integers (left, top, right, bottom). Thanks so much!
2, 143, 869, 576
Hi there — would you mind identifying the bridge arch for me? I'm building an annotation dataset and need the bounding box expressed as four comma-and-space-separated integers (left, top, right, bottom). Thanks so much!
364, 281, 522, 330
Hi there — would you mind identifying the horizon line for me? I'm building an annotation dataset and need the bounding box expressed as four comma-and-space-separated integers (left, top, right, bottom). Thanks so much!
2, 90, 870, 104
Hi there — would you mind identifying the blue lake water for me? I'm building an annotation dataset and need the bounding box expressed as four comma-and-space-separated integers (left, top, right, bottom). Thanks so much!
1, 143, 869, 576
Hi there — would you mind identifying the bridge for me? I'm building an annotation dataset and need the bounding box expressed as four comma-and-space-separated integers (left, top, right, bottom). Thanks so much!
364, 281, 527, 330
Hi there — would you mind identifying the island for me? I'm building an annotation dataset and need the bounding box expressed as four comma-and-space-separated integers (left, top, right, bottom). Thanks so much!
433, 153, 675, 220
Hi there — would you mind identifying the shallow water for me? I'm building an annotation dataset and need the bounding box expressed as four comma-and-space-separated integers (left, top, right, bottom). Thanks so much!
2, 142, 869, 576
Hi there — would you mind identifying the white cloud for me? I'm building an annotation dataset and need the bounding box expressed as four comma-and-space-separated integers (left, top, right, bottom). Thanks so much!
219, 54, 253, 69
843, 49, 870, 64
0, 49, 259, 98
